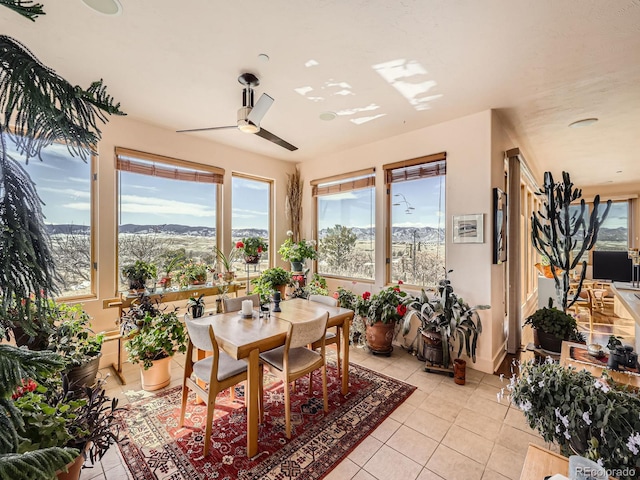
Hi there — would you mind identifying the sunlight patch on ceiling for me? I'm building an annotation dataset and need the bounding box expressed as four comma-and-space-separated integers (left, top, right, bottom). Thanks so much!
305, 59, 319, 67
294, 78, 354, 101
350, 114, 386, 125
373, 59, 442, 111
336, 104, 381, 116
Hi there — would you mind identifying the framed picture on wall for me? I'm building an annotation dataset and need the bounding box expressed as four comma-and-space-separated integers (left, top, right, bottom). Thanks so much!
493, 187, 508, 263
452, 214, 484, 243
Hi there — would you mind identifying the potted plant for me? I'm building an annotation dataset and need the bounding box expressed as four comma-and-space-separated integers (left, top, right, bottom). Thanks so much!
402, 270, 489, 374
177, 260, 209, 287
524, 298, 584, 353
509, 361, 640, 478
290, 273, 328, 299
363, 284, 408, 355
125, 309, 188, 391
158, 249, 186, 289
251, 267, 292, 303
278, 231, 318, 272
335, 286, 357, 311
213, 245, 236, 282
121, 260, 157, 292
48, 303, 104, 388
236, 237, 267, 264
187, 294, 205, 318
3, 296, 57, 350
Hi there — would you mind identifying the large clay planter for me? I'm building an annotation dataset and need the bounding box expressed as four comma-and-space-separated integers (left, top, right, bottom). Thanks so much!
453, 358, 466, 385
365, 321, 395, 355
66, 353, 101, 389
140, 356, 172, 391
533, 328, 563, 354
56, 451, 84, 480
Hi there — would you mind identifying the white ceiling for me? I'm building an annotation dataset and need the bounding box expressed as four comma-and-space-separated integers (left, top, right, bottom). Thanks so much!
2, 0, 640, 187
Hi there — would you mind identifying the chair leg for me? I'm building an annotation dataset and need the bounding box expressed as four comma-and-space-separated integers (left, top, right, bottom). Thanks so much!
321, 364, 328, 413
179, 383, 189, 427
335, 329, 341, 378
284, 379, 291, 439
259, 370, 264, 423
308, 371, 313, 394
203, 389, 217, 457
230, 384, 236, 401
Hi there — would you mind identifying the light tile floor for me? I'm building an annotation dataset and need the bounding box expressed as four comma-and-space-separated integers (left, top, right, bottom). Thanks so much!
79, 346, 550, 480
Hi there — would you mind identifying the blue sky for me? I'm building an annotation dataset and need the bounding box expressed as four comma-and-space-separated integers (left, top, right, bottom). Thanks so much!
231, 177, 270, 230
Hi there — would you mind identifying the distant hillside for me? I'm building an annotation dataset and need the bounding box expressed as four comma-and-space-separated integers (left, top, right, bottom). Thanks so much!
47, 223, 268, 239
318, 225, 444, 243
596, 226, 627, 242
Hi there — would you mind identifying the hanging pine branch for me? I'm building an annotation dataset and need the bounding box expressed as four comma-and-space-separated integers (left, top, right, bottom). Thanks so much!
0, 0, 44, 21
531, 171, 611, 312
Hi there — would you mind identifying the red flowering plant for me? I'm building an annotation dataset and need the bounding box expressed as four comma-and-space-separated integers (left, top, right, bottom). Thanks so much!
362, 284, 409, 326
236, 237, 268, 257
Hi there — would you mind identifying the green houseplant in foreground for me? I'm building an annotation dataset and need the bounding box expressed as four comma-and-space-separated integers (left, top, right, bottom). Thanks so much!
524, 298, 583, 353
510, 360, 640, 478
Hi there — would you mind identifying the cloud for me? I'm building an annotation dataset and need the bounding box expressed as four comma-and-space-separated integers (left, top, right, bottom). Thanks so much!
120, 195, 214, 217
39, 187, 91, 199
62, 202, 91, 211
233, 207, 268, 216
233, 180, 269, 191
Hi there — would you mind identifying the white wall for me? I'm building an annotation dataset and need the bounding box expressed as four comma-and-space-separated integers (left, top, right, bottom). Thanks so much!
75, 115, 296, 366
298, 110, 502, 373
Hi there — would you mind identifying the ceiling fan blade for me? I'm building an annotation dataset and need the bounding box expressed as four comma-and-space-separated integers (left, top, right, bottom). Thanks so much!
247, 93, 274, 126
176, 125, 236, 133
255, 127, 298, 151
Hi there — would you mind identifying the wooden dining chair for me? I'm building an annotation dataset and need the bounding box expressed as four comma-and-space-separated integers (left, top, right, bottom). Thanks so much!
259, 311, 329, 439
223, 293, 260, 312
307, 294, 341, 383
180, 313, 255, 456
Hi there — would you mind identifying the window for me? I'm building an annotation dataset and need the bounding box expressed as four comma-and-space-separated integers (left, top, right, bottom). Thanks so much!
384, 153, 446, 286
116, 148, 222, 292
313, 169, 376, 280
4, 132, 94, 298
231, 175, 272, 271
594, 200, 629, 252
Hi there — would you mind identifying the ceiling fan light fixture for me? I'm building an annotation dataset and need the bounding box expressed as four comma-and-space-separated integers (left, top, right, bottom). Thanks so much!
569, 117, 598, 128
81, 0, 122, 15
238, 121, 260, 134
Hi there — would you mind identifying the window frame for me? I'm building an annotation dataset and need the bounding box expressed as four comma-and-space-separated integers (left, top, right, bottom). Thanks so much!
383, 152, 446, 287
115, 147, 223, 295
312, 168, 376, 282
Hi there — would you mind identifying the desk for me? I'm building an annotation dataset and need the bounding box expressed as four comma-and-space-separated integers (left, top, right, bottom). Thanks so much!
198, 299, 354, 458
271, 298, 354, 395
560, 341, 640, 389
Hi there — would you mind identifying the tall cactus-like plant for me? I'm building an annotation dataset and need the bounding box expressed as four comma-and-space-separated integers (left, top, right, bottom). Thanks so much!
531, 171, 611, 312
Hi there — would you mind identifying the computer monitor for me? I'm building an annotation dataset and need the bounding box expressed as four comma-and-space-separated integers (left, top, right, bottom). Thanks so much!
592, 250, 632, 282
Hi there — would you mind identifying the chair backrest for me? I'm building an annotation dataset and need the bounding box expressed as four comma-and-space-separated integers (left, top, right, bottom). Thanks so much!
308, 294, 338, 307
287, 311, 329, 349
223, 293, 260, 312
184, 313, 217, 352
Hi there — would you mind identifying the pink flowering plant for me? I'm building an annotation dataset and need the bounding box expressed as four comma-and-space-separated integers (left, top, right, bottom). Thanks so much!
509, 360, 640, 477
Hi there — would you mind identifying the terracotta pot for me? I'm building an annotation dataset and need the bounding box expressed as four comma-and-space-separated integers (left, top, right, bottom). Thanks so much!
421, 330, 444, 366
56, 451, 84, 480
275, 284, 287, 299
66, 353, 101, 389
189, 277, 206, 286
140, 356, 172, 391
533, 328, 563, 353
453, 358, 466, 385
222, 271, 235, 282
365, 321, 395, 354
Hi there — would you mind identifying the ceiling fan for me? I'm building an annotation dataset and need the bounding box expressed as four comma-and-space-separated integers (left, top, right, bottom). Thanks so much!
177, 73, 298, 151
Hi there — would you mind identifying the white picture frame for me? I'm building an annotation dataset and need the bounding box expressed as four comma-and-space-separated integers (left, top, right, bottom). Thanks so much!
453, 214, 484, 243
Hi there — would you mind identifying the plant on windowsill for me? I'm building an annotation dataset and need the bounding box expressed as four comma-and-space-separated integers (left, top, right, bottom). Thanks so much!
524, 298, 585, 353
121, 260, 158, 292
278, 231, 318, 271
213, 246, 236, 282
509, 360, 640, 478
402, 270, 489, 371
177, 260, 209, 287
236, 237, 267, 264
251, 267, 292, 304
125, 309, 188, 391
158, 249, 186, 289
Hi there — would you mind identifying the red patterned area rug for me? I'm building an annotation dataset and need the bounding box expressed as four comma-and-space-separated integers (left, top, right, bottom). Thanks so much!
116, 362, 415, 480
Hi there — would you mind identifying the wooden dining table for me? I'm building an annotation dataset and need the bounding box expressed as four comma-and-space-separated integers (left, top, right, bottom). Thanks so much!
198, 298, 354, 458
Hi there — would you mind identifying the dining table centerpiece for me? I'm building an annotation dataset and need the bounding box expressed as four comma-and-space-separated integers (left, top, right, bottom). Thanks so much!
278, 230, 318, 272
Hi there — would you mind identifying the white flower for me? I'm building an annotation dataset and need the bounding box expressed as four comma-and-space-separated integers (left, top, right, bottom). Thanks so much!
545, 356, 554, 364
596, 458, 604, 467
594, 379, 610, 393
556, 424, 561, 433
499, 373, 504, 382
286, 230, 293, 236
627, 432, 640, 455
582, 411, 592, 426
538, 380, 544, 388
520, 400, 532, 412
563, 430, 571, 440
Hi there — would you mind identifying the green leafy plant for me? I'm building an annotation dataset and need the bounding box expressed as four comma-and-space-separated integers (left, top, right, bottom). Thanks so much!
121, 260, 157, 290
366, 284, 408, 325
531, 171, 611, 311
402, 270, 488, 367
509, 361, 640, 478
278, 232, 318, 263
176, 260, 209, 287
251, 267, 292, 303
186, 294, 206, 318
125, 310, 188, 369
335, 286, 357, 310
236, 237, 267, 257
160, 249, 186, 276
523, 298, 583, 342
48, 303, 103, 367
213, 245, 236, 272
